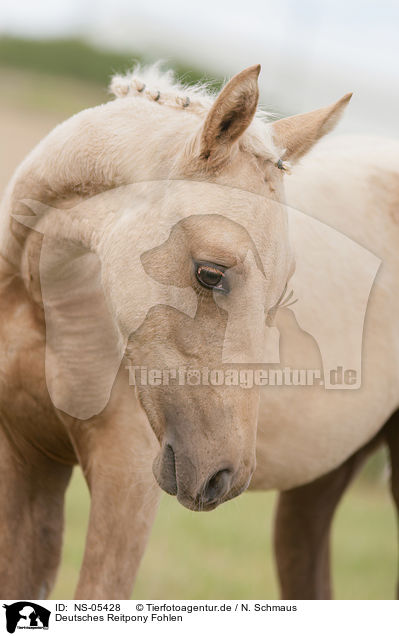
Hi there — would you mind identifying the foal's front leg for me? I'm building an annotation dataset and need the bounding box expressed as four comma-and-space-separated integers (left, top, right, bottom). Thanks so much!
274, 435, 381, 599
66, 379, 160, 599
0, 428, 73, 599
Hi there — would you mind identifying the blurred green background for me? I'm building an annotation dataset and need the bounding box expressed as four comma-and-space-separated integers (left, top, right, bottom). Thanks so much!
56, 458, 396, 600
0, 37, 396, 600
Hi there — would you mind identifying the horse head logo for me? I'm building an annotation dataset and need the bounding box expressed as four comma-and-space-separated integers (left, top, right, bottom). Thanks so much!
3, 602, 50, 633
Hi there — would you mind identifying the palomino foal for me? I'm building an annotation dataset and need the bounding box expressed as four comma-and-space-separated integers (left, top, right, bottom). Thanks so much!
0, 64, 398, 599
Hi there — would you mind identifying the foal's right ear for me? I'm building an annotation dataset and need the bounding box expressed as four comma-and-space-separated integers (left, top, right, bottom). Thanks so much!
198, 65, 261, 166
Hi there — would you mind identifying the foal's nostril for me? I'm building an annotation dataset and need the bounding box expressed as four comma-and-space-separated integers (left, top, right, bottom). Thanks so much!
202, 468, 233, 504
155, 443, 177, 496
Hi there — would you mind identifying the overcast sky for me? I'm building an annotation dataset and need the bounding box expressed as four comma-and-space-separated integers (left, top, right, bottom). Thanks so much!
1, 0, 398, 136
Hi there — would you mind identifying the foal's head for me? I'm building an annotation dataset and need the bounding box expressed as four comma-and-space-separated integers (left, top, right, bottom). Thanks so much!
14, 64, 350, 511
107, 65, 351, 510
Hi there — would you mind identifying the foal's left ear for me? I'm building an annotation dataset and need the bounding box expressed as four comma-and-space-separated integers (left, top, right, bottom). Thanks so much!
271, 93, 352, 163
199, 65, 261, 164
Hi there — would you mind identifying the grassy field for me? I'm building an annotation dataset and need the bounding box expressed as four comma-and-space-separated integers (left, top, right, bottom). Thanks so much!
0, 43, 397, 601
0, 36, 221, 90
51, 456, 396, 600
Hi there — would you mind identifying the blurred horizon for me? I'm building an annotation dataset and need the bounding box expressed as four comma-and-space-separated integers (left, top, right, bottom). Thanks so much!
1, 0, 399, 137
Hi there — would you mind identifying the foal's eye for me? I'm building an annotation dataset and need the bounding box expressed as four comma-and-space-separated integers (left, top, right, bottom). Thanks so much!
195, 262, 230, 294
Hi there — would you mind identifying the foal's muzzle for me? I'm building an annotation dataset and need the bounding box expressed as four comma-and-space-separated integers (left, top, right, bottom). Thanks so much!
152, 443, 235, 511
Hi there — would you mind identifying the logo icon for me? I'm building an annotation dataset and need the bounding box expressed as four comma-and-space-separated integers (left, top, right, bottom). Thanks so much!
2, 603, 50, 633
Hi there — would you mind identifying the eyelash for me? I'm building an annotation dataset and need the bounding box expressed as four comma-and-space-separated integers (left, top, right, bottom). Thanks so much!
194, 261, 230, 294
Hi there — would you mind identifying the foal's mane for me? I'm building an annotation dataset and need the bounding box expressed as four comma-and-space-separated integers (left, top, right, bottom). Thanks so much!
109, 63, 278, 161
110, 63, 215, 115
0, 64, 280, 270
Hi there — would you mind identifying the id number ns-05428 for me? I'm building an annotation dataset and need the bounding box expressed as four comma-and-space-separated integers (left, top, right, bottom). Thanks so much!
74, 604, 121, 612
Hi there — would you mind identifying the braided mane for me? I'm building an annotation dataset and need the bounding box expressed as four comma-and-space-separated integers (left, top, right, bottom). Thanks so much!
109, 64, 279, 161
110, 63, 216, 115
0, 64, 281, 271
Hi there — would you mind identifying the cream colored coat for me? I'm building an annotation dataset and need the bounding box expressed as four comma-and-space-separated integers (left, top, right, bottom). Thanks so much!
0, 64, 397, 598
